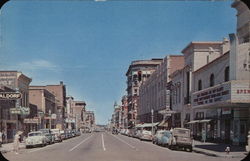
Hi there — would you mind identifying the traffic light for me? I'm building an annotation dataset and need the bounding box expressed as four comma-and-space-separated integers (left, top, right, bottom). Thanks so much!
138, 71, 142, 82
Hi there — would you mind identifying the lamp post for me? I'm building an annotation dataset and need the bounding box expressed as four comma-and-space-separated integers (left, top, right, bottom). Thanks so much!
49, 110, 51, 130
151, 109, 154, 135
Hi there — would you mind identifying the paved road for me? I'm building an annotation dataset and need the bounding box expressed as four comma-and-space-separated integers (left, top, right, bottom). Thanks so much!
3, 132, 245, 161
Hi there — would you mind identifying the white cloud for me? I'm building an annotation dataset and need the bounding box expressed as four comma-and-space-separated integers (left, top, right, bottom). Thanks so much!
18, 59, 57, 71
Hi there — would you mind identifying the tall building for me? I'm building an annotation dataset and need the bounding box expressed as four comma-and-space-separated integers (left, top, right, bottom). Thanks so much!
66, 96, 75, 129
169, 0, 250, 146
120, 95, 128, 129
29, 86, 57, 129
126, 59, 163, 128
83, 111, 95, 130
0, 71, 32, 136
72, 100, 86, 130
44, 81, 67, 130
0, 86, 16, 143
138, 55, 184, 125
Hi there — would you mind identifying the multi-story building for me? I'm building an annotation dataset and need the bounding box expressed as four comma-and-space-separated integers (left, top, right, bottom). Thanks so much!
170, 39, 230, 129
120, 95, 128, 129
0, 86, 16, 143
0, 71, 32, 136
24, 103, 39, 134
66, 96, 75, 129
44, 81, 67, 130
138, 55, 184, 125
72, 100, 86, 130
168, 0, 250, 146
83, 111, 95, 130
126, 59, 163, 128
187, 0, 250, 145
29, 86, 57, 129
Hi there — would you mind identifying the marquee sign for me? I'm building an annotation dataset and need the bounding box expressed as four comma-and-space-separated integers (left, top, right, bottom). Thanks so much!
0, 92, 22, 100
192, 83, 230, 107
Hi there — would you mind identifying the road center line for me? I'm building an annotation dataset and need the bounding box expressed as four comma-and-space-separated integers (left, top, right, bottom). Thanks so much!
69, 134, 93, 152
101, 134, 106, 151
109, 133, 137, 150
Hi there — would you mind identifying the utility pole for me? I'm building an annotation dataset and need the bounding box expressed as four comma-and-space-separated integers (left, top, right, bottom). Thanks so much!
151, 109, 154, 135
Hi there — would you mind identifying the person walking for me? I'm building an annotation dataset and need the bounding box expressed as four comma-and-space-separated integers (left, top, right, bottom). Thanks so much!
13, 131, 21, 154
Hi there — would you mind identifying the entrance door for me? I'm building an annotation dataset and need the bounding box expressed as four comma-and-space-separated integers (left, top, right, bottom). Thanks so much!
224, 119, 231, 144
239, 121, 247, 145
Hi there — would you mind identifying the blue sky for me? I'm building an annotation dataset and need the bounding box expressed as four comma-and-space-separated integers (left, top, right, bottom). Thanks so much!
0, 0, 236, 124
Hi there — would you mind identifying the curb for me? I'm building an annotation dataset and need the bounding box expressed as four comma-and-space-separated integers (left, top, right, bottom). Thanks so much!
0, 144, 26, 154
193, 148, 246, 158
193, 148, 219, 157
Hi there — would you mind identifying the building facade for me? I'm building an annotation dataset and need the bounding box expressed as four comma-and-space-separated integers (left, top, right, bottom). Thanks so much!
126, 59, 163, 128
120, 95, 128, 129
44, 81, 67, 130
83, 111, 95, 130
0, 71, 32, 139
0, 86, 16, 143
72, 100, 86, 130
29, 86, 57, 129
138, 55, 185, 125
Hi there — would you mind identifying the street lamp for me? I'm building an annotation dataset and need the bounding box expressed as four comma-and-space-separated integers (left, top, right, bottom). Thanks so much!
151, 109, 154, 135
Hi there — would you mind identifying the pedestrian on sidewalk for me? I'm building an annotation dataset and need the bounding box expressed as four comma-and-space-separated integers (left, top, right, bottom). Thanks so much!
225, 146, 230, 154
13, 131, 22, 154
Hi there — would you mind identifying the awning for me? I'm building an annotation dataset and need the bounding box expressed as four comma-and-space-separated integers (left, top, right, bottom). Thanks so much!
199, 119, 212, 123
158, 120, 169, 127
186, 120, 200, 124
136, 122, 159, 128
187, 119, 212, 124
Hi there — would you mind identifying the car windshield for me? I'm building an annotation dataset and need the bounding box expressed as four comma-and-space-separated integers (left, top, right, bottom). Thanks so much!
173, 129, 190, 137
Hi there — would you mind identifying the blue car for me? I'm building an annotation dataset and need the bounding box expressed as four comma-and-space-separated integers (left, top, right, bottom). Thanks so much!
157, 131, 172, 147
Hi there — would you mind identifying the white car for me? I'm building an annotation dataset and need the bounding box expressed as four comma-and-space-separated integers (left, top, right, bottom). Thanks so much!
51, 129, 62, 142
139, 130, 153, 141
25, 131, 47, 148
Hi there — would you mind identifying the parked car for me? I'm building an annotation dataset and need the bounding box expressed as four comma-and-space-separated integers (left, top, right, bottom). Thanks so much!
139, 130, 152, 141
39, 129, 55, 144
25, 131, 47, 148
129, 128, 137, 137
134, 129, 141, 139
51, 129, 62, 142
157, 131, 172, 147
60, 130, 66, 140
75, 130, 81, 136
169, 128, 193, 152
112, 129, 118, 135
44, 133, 55, 144
152, 130, 165, 145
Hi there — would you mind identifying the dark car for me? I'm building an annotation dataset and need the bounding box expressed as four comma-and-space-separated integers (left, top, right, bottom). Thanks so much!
169, 128, 193, 152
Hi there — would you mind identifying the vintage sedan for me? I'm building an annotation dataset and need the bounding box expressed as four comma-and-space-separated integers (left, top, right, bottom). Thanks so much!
169, 128, 193, 152
157, 131, 172, 147
152, 130, 165, 145
25, 131, 47, 148
139, 130, 152, 141
51, 129, 62, 142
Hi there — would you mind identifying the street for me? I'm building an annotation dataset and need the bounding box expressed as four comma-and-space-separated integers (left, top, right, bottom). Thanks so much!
3, 132, 244, 161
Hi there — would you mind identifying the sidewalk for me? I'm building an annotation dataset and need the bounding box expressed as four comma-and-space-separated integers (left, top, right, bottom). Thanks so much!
0, 142, 26, 153
193, 140, 248, 158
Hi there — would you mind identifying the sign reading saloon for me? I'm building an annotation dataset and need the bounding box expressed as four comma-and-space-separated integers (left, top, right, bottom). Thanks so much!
0, 92, 22, 100
192, 84, 230, 107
